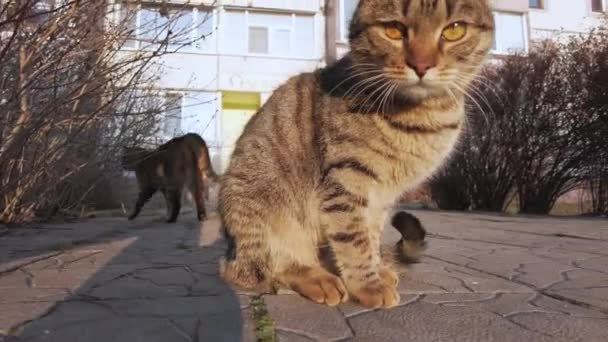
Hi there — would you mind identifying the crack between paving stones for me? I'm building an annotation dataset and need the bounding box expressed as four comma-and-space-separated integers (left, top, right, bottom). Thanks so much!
441, 267, 476, 292
537, 268, 577, 291
426, 255, 608, 315
511, 263, 526, 282
131, 274, 192, 291
524, 292, 577, 318
275, 328, 318, 341
57, 250, 104, 269
488, 311, 555, 338
167, 318, 194, 342
6, 299, 65, 336
428, 234, 532, 248
480, 226, 607, 242
336, 296, 426, 341
191, 318, 202, 342
540, 290, 608, 313
344, 294, 425, 321
86, 264, 203, 291
432, 293, 500, 305
0, 252, 63, 277
571, 260, 608, 276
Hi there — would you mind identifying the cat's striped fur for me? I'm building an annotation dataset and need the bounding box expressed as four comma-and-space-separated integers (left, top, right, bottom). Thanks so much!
220, 0, 494, 308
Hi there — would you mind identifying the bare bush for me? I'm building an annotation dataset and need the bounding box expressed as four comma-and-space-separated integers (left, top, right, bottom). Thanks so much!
0, 0, 215, 223
430, 21, 608, 215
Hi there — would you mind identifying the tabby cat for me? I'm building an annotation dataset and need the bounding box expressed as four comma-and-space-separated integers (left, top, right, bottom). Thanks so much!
219, 0, 494, 308
122, 133, 217, 223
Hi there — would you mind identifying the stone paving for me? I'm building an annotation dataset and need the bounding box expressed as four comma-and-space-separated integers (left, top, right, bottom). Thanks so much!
0, 209, 606, 341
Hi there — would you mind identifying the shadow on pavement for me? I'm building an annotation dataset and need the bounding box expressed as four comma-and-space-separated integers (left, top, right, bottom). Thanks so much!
0, 211, 248, 342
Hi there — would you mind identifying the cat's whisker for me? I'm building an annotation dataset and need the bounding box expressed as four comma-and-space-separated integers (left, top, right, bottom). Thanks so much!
444, 86, 461, 108
466, 77, 506, 109
342, 76, 387, 106
449, 80, 490, 126
380, 81, 398, 115
328, 69, 385, 96
357, 78, 394, 113
371, 80, 396, 114
338, 73, 385, 101
453, 77, 495, 119
345, 75, 389, 105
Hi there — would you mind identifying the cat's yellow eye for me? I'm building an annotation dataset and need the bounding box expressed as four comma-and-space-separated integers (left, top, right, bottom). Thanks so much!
442, 22, 467, 42
385, 26, 403, 40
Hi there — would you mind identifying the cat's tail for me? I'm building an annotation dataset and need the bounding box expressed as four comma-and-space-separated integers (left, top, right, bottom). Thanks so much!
182, 133, 218, 181
390, 211, 428, 264
121, 146, 153, 171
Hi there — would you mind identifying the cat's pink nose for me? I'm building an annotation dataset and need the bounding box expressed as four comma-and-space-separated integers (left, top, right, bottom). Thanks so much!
407, 61, 436, 79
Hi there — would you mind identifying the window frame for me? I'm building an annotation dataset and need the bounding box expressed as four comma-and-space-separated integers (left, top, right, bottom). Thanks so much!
529, 0, 544, 10
339, 0, 358, 42
248, 26, 270, 54
491, 11, 529, 55
120, 2, 216, 54
162, 92, 184, 138
591, 0, 606, 13
228, 9, 314, 59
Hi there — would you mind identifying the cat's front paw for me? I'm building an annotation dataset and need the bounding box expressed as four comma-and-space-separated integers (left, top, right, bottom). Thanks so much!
348, 277, 400, 309
379, 266, 399, 287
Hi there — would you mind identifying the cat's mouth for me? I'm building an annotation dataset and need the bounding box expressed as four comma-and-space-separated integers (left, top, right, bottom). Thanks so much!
395, 78, 447, 101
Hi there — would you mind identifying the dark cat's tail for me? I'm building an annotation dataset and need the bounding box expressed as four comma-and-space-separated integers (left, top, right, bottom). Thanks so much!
121, 146, 153, 171
390, 211, 428, 264
183, 133, 219, 181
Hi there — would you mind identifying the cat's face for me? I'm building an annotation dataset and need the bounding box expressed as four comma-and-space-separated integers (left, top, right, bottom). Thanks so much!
349, 0, 494, 103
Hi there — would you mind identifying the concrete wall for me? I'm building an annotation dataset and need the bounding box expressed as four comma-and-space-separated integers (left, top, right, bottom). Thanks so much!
220, 0, 322, 12
528, 0, 602, 39
490, 0, 530, 13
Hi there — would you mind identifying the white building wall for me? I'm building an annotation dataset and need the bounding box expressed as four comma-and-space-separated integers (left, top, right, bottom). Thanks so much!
528, 0, 603, 40
118, 1, 325, 171
217, 7, 325, 95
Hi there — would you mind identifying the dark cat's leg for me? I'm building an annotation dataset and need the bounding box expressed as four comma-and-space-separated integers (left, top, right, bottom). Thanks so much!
391, 211, 427, 264
163, 188, 182, 223
191, 180, 207, 222
128, 187, 156, 220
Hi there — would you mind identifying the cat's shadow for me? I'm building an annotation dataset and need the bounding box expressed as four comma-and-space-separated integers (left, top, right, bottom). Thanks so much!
8, 215, 245, 342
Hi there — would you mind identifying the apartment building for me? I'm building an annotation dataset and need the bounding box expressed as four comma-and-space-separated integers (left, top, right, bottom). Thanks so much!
118, 0, 326, 171
331, 0, 605, 59
126, 0, 604, 171
528, 0, 605, 40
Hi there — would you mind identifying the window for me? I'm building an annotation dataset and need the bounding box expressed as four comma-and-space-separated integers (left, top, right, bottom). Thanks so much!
341, 0, 358, 41
122, 4, 215, 52
247, 12, 293, 56
592, 0, 605, 12
163, 94, 183, 137
529, 0, 543, 9
492, 12, 527, 54
222, 10, 315, 58
248, 27, 269, 53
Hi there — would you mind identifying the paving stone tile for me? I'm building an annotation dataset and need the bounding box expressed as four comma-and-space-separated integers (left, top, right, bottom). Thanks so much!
339, 294, 420, 317
264, 295, 352, 341
574, 256, 608, 274
0, 302, 56, 333
276, 330, 316, 342
1, 209, 606, 341
0, 288, 69, 304
346, 301, 552, 342
531, 294, 608, 318
509, 312, 608, 342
